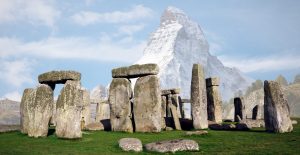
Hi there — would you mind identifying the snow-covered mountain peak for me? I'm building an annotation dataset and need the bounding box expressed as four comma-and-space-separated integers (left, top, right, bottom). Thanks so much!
136, 7, 253, 101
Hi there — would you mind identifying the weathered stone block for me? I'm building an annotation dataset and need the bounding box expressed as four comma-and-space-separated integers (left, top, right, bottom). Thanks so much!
264, 80, 293, 133
191, 64, 208, 129
206, 83, 222, 123
134, 75, 161, 132
20, 88, 36, 134
96, 103, 110, 123
112, 64, 159, 78
38, 70, 81, 84
55, 80, 83, 139
109, 78, 133, 132
27, 84, 53, 138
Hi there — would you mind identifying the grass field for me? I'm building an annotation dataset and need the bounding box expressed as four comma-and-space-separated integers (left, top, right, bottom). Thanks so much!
0, 118, 299, 155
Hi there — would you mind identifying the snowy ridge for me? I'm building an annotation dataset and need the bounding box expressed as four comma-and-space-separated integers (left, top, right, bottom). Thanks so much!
135, 6, 253, 101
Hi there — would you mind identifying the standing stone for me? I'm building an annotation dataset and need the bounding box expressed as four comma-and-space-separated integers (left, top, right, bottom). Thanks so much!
169, 102, 182, 130
81, 89, 91, 126
109, 78, 133, 132
96, 102, 110, 122
191, 64, 208, 129
56, 80, 83, 139
171, 94, 182, 118
134, 75, 161, 132
234, 97, 245, 122
166, 95, 172, 117
264, 80, 293, 133
206, 77, 222, 123
50, 101, 56, 126
20, 88, 36, 134
252, 105, 258, 120
27, 84, 53, 138
161, 96, 167, 129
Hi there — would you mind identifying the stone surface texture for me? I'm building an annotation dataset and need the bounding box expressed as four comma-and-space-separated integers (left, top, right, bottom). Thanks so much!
27, 84, 53, 138
206, 77, 222, 123
38, 70, 81, 84
118, 138, 143, 152
264, 80, 293, 133
109, 78, 133, 132
20, 88, 36, 134
112, 64, 159, 78
134, 75, 161, 132
84, 122, 104, 131
55, 80, 83, 139
191, 64, 208, 129
145, 139, 199, 153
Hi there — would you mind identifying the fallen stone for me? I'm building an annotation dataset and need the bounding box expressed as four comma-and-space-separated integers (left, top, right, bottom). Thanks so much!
38, 70, 81, 85
191, 64, 208, 129
264, 80, 293, 133
55, 80, 83, 139
109, 78, 133, 132
223, 124, 236, 130
118, 138, 143, 152
20, 88, 36, 134
112, 64, 159, 78
208, 123, 223, 130
84, 122, 104, 131
186, 130, 208, 136
145, 139, 199, 153
27, 84, 53, 138
236, 123, 251, 131
134, 75, 161, 132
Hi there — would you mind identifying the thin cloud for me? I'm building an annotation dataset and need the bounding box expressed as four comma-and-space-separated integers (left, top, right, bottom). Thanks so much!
0, 0, 60, 27
0, 36, 146, 63
71, 5, 153, 25
220, 54, 300, 73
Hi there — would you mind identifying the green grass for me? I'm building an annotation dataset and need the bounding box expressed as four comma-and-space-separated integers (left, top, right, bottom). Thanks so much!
0, 118, 300, 155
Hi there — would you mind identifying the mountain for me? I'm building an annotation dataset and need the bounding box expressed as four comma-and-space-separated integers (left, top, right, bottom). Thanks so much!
135, 6, 253, 100
0, 99, 20, 125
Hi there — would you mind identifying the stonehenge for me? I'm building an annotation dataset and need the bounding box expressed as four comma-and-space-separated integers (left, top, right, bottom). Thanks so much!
109, 64, 161, 132
206, 77, 222, 123
18, 64, 295, 141
191, 64, 208, 129
264, 80, 293, 133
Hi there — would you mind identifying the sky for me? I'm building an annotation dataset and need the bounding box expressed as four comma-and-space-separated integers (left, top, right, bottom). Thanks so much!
0, 0, 299, 101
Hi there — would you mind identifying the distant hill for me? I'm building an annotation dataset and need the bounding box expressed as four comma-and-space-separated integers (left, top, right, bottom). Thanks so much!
0, 99, 20, 125
224, 75, 300, 119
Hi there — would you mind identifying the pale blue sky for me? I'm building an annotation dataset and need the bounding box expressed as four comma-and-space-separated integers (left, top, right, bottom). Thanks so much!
0, 0, 299, 101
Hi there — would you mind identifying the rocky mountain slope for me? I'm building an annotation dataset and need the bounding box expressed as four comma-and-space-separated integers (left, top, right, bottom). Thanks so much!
135, 6, 253, 100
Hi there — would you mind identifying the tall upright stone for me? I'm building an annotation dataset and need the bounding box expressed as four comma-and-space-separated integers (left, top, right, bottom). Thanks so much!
81, 89, 91, 126
161, 96, 167, 129
168, 94, 182, 130
27, 84, 53, 138
134, 75, 161, 132
234, 97, 245, 122
55, 80, 83, 139
206, 77, 222, 123
191, 64, 208, 129
20, 88, 36, 134
109, 78, 133, 132
264, 80, 293, 133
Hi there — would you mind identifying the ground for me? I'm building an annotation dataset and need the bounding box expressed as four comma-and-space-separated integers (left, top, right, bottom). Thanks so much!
0, 118, 299, 155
